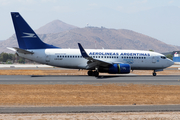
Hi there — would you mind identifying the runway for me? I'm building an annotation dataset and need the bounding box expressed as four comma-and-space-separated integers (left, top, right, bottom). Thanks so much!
1, 75, 180, 113
0, 75, 180, 85
1, 105, 180, 113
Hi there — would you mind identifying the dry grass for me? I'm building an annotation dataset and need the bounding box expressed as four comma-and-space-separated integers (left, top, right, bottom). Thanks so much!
0, 69, 179, 75
1, 84, 180, 106
132, 70, 180, 75
0, 69, 88, 75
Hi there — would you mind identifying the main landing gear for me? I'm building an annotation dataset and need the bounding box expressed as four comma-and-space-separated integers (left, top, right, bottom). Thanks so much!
88, 70, 99, 77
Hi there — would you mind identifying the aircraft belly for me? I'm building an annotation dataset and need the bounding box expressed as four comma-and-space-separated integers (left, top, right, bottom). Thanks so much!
51, 58, 87, 69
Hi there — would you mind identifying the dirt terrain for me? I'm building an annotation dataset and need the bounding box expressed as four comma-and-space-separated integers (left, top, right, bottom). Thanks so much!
1, 83, 180, 106
1, 112, 180, 120
0, 69, 179, 75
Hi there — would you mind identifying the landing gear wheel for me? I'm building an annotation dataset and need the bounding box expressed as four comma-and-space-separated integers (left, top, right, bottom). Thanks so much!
94, 71, 99, 77
88, 71, 93, 76
153, 72, 156, 76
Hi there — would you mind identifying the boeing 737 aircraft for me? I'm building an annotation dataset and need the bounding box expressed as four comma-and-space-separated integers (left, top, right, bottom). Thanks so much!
8, 12, 174, 77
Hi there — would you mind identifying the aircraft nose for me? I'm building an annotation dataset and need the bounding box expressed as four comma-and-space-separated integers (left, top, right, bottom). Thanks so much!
167, 59, 174, 67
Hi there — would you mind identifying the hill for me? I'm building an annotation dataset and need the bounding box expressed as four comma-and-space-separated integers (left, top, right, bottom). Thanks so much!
1, 20, 180, 53
38, 27, 180, 52
35, 20, 78, 34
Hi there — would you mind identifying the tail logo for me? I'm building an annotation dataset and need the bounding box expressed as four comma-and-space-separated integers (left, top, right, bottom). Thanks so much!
22, 32, 37, 38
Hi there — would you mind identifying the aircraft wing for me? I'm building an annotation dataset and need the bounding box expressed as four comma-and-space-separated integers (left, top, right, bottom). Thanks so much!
78, 43, 112, 69
7, 47, 34, 54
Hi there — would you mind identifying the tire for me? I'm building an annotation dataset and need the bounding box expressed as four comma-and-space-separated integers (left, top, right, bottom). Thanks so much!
153, 72, 156, 76
94, 71, 99, 77
88, 71, 93, 76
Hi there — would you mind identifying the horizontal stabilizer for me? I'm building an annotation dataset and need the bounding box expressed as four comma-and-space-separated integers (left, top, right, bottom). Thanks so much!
7, 47, 34, 54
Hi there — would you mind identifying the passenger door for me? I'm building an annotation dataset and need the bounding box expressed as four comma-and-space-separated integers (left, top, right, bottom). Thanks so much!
152, 57, 156, 63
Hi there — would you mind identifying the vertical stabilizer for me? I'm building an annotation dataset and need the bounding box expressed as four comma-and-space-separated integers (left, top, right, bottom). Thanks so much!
11, 12, 58, 49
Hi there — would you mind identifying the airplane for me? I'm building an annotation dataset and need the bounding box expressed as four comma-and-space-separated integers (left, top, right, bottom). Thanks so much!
8, 12, 174, 77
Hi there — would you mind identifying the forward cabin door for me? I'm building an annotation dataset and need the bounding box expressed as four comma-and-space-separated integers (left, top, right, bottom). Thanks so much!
152, 56, 156, 63
152, 56, 159, 63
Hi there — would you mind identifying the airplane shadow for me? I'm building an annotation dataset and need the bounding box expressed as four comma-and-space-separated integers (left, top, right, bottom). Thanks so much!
95, 75, 137, 79
30, 75, 180, 79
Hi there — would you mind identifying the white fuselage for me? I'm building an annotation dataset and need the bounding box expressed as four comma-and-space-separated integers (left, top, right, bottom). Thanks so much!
18, 48, 174, 71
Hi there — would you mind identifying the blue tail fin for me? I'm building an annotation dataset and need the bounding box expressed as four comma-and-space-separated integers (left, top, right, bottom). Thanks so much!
11, 12, 59, 49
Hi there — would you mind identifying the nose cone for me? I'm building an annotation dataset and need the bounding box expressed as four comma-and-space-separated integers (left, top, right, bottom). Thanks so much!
167, 59, 174, 67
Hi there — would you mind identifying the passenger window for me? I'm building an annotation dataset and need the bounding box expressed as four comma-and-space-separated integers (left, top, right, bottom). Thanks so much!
101, 56, 103, 58
104, 56, 106, 58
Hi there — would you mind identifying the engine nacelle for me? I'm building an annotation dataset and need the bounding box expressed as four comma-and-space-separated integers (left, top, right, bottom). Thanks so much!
99, 63, 131, 74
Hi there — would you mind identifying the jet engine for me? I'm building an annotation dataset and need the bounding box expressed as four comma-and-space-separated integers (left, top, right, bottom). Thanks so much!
99, 63, 131, 74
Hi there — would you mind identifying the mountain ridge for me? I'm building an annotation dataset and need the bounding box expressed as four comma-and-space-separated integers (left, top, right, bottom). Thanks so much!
1, 20, 180, 53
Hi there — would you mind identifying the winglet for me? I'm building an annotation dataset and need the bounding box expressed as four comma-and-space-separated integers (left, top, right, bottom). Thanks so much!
78, 43, 89, 58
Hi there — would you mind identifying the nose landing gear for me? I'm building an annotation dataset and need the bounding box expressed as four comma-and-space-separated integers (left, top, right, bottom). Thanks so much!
153, 72, 156, 76
153, 70, 156, 76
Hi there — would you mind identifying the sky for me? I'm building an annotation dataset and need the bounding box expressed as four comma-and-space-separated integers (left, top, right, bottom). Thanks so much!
1, 0, 180, 46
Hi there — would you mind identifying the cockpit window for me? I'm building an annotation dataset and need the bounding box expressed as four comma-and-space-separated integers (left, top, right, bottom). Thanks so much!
161, 56, 166, 59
